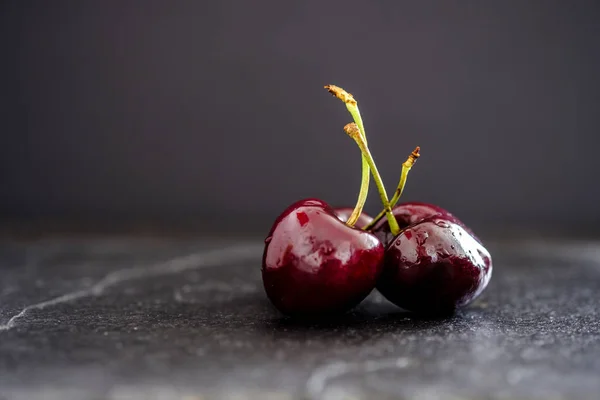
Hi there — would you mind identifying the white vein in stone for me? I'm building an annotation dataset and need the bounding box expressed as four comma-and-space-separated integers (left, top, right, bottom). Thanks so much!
0, 243, 262, 332
305, 357, 411, 400
173, 280, 257, 303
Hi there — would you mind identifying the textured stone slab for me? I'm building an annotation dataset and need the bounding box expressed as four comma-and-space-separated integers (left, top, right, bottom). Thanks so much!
0, 236, 599, 399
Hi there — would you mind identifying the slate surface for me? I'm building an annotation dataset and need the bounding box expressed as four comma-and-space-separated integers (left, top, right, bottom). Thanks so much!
0, 235, 599, 400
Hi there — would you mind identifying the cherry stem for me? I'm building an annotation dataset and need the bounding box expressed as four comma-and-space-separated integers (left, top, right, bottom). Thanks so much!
325, 85, 369, 227
363, 146, 420, 231
343, 122, 401, 235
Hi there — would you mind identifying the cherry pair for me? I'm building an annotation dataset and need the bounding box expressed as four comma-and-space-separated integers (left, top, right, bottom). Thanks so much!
262, 85, 492, 317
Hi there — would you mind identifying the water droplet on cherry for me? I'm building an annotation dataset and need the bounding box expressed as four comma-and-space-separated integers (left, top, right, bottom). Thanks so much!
434, 220, 450, 228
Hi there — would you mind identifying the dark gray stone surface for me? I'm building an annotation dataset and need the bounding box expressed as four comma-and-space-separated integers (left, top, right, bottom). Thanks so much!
0, 235, 599, 399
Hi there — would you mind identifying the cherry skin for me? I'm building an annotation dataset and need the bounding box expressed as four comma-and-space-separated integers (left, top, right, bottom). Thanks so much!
371, 202, 477, 246
377, 216, 492, 315
333, 207, 374, 229
262, 199, 384, 316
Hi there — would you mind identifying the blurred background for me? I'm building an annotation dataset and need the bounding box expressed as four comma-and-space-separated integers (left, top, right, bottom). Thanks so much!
1, 1, 599, 237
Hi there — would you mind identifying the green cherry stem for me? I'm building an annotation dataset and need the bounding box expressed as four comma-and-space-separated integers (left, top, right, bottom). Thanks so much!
343, 122, 401, 235
325, 85, 369, 227
363, 146, 421, 231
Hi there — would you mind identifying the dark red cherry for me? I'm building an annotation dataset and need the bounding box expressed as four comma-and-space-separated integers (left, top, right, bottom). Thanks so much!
372, 202, 477, 246
333, 207, 374, 229
262, 199, 385, 316
377, 216, 492, 315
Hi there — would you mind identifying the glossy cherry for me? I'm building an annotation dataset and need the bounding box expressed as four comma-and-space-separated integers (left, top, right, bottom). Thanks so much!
262, 199, 384, 316
377, 216, 492, 315
334, 207, 374, 229
371, 202, 478, 246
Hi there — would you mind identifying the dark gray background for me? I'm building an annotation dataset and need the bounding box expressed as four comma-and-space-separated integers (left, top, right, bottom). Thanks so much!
1, 1, 599, 234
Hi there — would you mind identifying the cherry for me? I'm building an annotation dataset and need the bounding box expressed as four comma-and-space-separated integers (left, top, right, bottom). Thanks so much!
262, 85, 385, 317
370, 202, 478, 246
262, 199, 384, 316
342, 121, 492, 315
334, 207, 373, 229
377, 216, 492, 315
